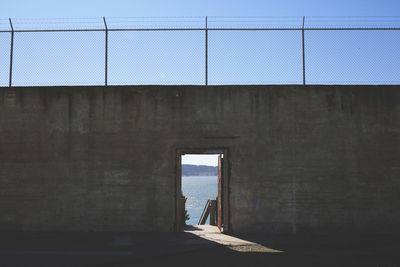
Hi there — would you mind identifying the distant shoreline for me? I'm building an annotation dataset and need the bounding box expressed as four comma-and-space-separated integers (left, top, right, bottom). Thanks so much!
181, 164, 217, 176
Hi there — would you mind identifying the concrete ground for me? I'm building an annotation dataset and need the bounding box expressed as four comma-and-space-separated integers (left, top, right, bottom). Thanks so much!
1, 226, 399, 267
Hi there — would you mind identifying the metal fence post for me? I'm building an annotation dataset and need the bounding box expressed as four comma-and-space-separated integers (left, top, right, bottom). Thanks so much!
205, 16, 208, 86
103, 17, 108, 87
9, 18, 14, 87
302, 16, 306, 86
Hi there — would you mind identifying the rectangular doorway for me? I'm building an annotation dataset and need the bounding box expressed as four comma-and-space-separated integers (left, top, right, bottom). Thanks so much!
175, 149, 230, 233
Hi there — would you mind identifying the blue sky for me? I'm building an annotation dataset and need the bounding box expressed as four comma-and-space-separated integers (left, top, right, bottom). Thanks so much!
182, 155, 218, 167
2, 0, 400, 18
2, 0, 399, 88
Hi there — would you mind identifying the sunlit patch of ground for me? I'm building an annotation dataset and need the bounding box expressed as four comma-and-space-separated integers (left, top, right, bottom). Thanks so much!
227, 244, 283, 253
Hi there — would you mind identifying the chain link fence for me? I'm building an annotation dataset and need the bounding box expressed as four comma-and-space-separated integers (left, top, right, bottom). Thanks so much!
0, 16, 399, 87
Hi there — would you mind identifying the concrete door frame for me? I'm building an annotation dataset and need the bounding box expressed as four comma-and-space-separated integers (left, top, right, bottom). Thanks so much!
175, 148, 230, 233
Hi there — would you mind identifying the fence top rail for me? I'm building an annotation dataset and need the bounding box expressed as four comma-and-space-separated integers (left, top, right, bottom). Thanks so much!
1, 27, 400, 33
1, 16, 400, 32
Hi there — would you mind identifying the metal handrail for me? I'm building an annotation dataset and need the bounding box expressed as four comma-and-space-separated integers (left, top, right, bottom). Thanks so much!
198, 200, 211, 225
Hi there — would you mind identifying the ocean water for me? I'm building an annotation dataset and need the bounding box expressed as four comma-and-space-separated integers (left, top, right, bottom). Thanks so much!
182, 176, 218, 225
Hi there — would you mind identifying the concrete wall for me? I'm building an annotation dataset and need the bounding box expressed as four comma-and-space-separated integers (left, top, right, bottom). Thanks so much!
0, 85, 399, 233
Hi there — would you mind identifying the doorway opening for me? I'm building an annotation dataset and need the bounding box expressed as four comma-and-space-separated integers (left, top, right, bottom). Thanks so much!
175, 149, 229, 233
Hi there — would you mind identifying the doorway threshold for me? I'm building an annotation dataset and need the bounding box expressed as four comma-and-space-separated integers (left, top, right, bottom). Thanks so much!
184, 225, 253, 246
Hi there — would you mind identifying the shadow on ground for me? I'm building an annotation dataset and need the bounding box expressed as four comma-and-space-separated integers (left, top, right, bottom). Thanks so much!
1, 229, 399, 267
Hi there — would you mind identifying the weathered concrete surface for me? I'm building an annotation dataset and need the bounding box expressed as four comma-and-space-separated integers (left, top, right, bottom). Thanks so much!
185, 225, 281, 251
0, 85, 399, 233
1, 231, 398, 267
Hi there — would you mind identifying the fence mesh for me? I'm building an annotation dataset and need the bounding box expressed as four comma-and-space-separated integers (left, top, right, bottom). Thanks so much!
109, 31, 205, 85
0, 16, 399, 87
209, 30, 302, 85
13, 31, 104, 86
0, 32, 10, 86
305, 30, 400, 84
